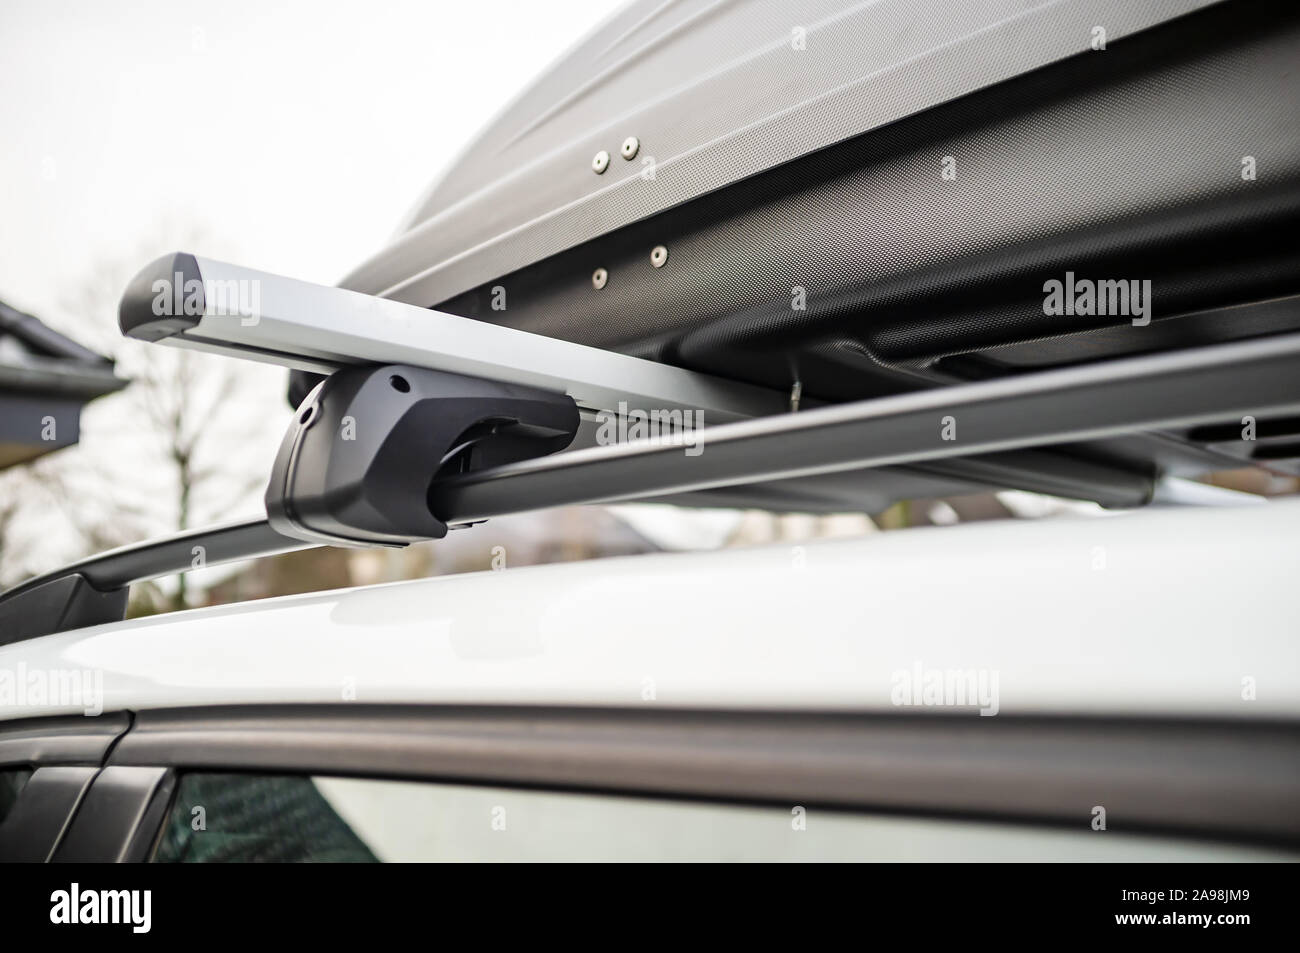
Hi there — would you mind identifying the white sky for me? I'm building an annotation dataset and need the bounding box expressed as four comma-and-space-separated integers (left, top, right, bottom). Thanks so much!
0, 0, 625, 302
0, 0, 628, 574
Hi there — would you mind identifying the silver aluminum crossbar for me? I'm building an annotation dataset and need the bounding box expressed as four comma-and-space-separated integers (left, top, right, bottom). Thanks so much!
118, 252, 787, 422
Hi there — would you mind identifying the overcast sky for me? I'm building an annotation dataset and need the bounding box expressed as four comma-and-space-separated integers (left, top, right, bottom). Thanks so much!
0, 0, 628, 573
0, 0, 624, 307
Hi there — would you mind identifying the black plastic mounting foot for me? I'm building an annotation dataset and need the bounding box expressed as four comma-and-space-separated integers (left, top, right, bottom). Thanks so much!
0, 574, 128, 646
265, 364, 579, 546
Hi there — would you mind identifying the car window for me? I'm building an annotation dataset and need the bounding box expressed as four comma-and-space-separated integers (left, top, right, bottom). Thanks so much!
154, 773, 377, 862
152, 770, 1295, 863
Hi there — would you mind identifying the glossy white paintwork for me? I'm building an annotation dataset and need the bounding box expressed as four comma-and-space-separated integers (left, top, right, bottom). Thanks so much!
2, 500, 1297, 720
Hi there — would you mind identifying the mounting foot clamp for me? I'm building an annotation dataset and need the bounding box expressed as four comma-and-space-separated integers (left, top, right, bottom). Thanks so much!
265, 364, 579, 546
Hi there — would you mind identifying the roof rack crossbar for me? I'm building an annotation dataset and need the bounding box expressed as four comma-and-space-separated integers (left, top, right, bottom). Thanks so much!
3, 329, 1297, 645
432, 330, 1300, 523
118, 252, 787, 423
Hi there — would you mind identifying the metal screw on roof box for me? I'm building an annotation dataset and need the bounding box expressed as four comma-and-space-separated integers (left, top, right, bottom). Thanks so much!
591, 150, 610, 174
650, 245, 668, 268
621, 136, 639, 160
592, 268, 608, 289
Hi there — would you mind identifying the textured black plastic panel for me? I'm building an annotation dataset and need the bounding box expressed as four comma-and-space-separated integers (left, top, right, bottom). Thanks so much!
440, 2, 1300, 406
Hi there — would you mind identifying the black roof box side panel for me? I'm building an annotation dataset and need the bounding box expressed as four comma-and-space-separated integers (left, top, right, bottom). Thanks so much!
437, 0, 1300, 403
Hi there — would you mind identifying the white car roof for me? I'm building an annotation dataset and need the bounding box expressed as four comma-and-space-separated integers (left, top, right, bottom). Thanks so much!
2, 499, 1297, 721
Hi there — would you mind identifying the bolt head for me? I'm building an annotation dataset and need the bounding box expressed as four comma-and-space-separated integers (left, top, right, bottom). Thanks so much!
592, 268, 608, 290
591, 150, 610, 174
650, 245, 669, 268
621, 136, 640, 160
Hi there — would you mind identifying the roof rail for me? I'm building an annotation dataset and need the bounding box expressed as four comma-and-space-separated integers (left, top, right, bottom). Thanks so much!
4, 325, 1298, 645
0, 520, 306, 646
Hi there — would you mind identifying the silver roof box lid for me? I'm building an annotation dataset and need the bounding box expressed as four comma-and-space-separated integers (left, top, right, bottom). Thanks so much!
342, 0, 1219, 306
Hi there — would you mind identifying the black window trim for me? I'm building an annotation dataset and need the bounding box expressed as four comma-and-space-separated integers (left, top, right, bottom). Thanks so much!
0, 712, 132, 862
0, 711, 131, 768
4, 704, 1298, 861
107, 703, 1300, 852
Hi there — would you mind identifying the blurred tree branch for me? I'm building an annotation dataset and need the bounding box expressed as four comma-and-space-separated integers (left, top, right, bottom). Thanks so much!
0, 229, 279, 609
